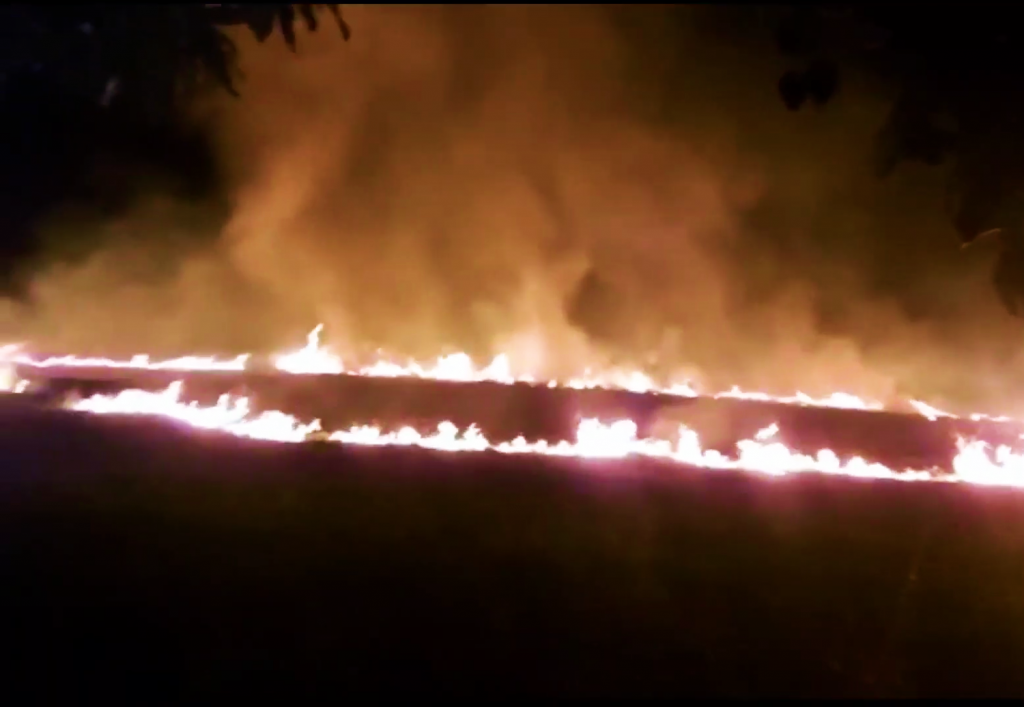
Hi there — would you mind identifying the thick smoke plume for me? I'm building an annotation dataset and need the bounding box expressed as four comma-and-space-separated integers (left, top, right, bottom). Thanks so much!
2, 6, 1022, 413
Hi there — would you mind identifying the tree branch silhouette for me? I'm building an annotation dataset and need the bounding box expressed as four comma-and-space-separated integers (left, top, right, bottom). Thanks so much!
772, 5, 1024, 315
0, 5, 351, 291
0, 5, 350, 111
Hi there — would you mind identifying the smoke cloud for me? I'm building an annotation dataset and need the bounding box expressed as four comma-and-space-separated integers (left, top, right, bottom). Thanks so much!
2, 5, 1022, 413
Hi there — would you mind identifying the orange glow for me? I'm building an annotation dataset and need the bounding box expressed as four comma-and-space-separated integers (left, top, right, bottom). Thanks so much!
61, 381, 1024, 489
0, 325, 1015, 423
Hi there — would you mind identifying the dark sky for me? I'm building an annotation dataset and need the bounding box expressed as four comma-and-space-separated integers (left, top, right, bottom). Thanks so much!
0, 5, 1021, 414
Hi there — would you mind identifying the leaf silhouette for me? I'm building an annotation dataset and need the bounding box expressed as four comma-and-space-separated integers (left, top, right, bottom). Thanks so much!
298, 4, 319, 33
778, 70, 808, 111
804, 60, 839, 106
278, 5, 297, 51
246, 9, 277, 43
325, 5, 352, 41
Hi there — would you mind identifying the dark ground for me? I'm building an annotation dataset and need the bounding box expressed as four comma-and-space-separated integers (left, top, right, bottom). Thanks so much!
18, 364, 1024, 473
2, 398, 1024, 698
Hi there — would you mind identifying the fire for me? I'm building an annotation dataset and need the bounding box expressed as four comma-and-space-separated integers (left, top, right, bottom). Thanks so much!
265, 329, 889, 408
3, 348, 249, 372
0, 325, 1011, 422
63, 381, 1024, 488
0, 347, 29, 393
0, 361, 18, 392
272, 325, 525, 383
272, 324, 343, 375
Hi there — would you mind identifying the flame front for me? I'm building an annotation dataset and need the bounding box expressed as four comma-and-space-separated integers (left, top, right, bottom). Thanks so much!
60, 381, 1024, 489
4, 348, 249, 373
0, 325, 1014, 423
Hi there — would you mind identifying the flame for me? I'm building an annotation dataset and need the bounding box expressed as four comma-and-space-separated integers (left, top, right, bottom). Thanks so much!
265, 330, 886, 408
0, 325, 1015, 422
272, 324, 343, 375
0, 346, 28, 393
2, 345, 249, 373
1, 361, 18, 392
60, 381, 1024, 489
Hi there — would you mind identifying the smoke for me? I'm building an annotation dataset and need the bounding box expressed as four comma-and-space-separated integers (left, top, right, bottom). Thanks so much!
3, 5, 1023, 412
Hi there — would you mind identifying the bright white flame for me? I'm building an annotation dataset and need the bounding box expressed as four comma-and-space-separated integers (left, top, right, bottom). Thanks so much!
63, 382, 1024, 489
9, 351, 249, 372
272, 324, 343, 375
2, 324, 1021, 423
1, 361, 17, 392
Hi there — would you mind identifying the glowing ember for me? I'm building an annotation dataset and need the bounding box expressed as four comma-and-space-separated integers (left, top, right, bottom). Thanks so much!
63, 382, 1024, 489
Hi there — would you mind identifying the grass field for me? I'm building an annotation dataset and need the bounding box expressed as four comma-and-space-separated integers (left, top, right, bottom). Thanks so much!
3, 398, 1024, 698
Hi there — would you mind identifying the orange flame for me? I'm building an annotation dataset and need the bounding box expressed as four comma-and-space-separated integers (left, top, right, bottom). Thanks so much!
61, 381, 1024, 489
0, 325, 1012, 423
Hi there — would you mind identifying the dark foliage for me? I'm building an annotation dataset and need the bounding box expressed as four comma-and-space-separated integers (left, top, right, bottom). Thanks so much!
0, 5, 349, 292
772, 5, 1024, 315
0, 5, 349, 109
